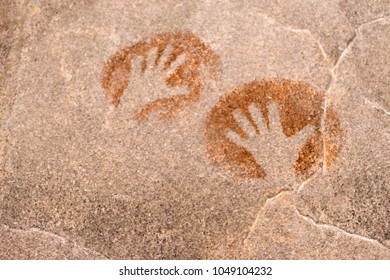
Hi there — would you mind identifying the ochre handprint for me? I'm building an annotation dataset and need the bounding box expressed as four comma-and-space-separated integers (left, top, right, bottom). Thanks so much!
226, 103, 314, 182
205, 79, 342, 181
120, 45, 188, 115
101, 31, 221, 120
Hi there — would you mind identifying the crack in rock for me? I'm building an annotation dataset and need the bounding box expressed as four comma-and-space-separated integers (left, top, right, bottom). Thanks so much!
256, 12, 313, 36
243, 190, 292, 246
293, 208, 390, 251
244, 168, 324, 246
1, 224, 110, 259
363, 97, 390, 116
244, 168, 390, 253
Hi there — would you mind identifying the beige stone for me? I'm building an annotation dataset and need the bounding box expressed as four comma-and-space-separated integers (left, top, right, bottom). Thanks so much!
1, 0, 389, 259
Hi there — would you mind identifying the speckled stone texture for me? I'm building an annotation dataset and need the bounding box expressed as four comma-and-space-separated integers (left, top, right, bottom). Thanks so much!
0, 0, 389, 259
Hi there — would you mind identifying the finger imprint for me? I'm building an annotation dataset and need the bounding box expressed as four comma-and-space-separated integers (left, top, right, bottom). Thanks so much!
130, 56, 143, 77
172, 86, 190, 96
293, 125, 315, 145
226, 130, 249, 149
145, 48, 158, 75
158, 44, 174, 71
166, 53, 186, 77
267, 103, 282, 132
248, 103, 266, 133
233, 109, 256, 138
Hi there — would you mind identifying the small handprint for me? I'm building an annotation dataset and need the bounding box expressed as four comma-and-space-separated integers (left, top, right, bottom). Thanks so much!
102, 32, 222, 120
121, 45, 189, 116
226, 102, 314, 183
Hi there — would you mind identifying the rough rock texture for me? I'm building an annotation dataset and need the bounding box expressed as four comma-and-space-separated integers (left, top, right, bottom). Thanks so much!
1, 0, 389, 259
0, 225, 106, 259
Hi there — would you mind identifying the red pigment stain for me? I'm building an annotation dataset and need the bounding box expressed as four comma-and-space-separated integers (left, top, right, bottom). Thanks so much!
101, 31, 221, 120
204, 79, 342, 179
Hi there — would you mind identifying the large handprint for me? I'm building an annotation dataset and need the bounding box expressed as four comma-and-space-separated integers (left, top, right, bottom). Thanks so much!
226, 103, 314, 183
121, 45, 189, 115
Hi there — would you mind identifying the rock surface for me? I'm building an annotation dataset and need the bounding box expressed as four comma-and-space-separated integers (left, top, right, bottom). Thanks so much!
1, 0, 389, 259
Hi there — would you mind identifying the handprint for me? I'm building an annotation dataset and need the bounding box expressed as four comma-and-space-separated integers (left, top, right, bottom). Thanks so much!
121, 45, 189, 116
102, 32, 222, 120
205, 80, 342, 181
226, 102, 314, 183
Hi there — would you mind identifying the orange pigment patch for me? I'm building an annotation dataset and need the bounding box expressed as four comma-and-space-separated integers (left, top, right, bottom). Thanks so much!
324, 107, 343, 170
204, 79, 342, 180
101, 31, 221, 120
